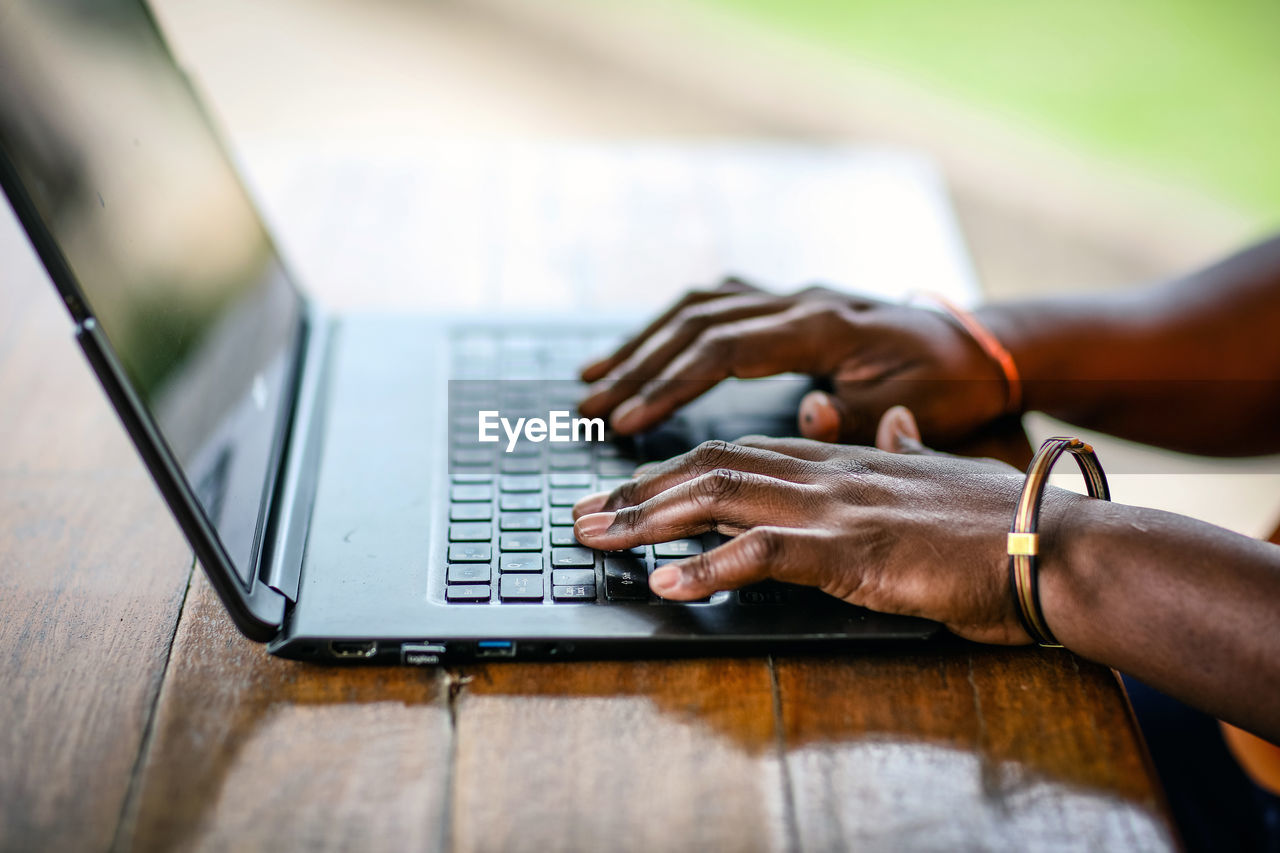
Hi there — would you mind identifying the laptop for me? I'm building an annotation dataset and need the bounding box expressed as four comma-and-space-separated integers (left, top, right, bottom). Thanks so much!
0, 0, 936, 664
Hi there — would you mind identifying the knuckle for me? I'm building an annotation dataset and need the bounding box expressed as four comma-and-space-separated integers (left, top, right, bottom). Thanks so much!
684, 553, 717, 587
611, 503, 645, 532
797, 283, 835, 299
741, 526, 783, 566
695, 327, 735, 361
692, 439, 737, 473
673, 303, 714, 334
696, 467, 746, 504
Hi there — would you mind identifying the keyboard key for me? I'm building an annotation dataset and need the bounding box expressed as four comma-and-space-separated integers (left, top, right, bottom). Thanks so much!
500, 532, 542, 552
597, 459, 636, 477
553, 584, 596, 601
500, 512, 543, 531
550, 508, 576, 526
552, 569, 596, 586
451, 484, 492, 502
549, 472, 592, 488
452, 448, 493, 466
501, 475, 543, 493
450, 471, 493, 483
597, 477, 631, 492
612, 546, 648, 558
506, 444, 541, 458
500, 574, 543, 601
549, 488, 588, 507
449, 523, 492, 542
549, 452, 591, 470
451, 503, 492, 521
501, 493, 542, 512
448, 543, 492, 562
654, 539, 703, 558
447, 584, 491, 602
604, 556, 649, 601
550, 528, 580, 547
500, 554, 543, 573
448, 564, 491, 584
501, 456, 542, 474
552, 547, 596, 568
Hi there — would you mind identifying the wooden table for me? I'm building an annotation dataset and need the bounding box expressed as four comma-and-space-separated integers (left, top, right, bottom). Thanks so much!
0, 145, 1174, 851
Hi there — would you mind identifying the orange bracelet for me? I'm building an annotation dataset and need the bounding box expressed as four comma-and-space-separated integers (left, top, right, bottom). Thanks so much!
910, 292, 1022, 415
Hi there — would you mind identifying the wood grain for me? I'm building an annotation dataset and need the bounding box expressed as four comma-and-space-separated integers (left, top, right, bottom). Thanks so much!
776, 644, 1173, 850
0, 213, 193, 852
449, 658, 790, 853
117, 572, 453, 853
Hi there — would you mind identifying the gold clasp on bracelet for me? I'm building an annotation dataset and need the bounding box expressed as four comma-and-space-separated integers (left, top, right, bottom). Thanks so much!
1007, 532, 1039, 556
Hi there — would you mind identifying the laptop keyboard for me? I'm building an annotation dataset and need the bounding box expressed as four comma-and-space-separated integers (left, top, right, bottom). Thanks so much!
443, 329, 717, 605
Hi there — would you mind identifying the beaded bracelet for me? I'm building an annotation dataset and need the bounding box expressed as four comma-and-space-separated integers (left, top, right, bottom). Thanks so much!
1008, 437, 1110, 647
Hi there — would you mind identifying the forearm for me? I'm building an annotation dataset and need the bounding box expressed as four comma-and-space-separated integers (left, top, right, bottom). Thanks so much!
1039, 493, 1280, 742
975, 236, 1280, 455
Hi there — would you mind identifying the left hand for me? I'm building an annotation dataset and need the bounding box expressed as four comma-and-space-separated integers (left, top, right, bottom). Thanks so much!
572, 407, 1073, 644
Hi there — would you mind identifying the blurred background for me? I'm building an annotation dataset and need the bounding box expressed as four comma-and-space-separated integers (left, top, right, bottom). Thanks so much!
147, 0, 1278, 298
143, 0, 1280, 534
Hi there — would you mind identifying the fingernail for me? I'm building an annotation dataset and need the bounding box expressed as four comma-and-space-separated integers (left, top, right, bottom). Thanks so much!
889, 405, 920, 443
611, 399, 644, 434
799, 391, 843, 442
580, 358, 609, 381
574, 512, 615, 539
650, 566, 681, 593
572, 491, 610, 519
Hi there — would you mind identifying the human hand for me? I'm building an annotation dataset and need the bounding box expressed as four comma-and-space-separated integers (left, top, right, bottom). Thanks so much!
578, 278, 1009, 446
572, 407, 1076, 644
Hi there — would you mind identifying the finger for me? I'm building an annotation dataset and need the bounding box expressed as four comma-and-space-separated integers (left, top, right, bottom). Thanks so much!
579, 278, 760, 382
573, 469, 815, 550
610, 309, 827, 434
875, 405, 932, 455
578, 293, 787, 419
798, 390, 848, 442
648, 526, 839, 600
571, 439, 819, 518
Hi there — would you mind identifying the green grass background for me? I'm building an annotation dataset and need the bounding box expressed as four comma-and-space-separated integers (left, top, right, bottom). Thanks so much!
693, 0, 1280, 222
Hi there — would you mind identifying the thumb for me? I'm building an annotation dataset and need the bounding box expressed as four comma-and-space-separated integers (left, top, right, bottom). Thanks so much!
875, 405, 930, 455
799, 390, 850, 442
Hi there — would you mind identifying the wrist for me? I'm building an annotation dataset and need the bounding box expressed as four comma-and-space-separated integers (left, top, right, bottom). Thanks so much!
973, 303, 1038, 412
1032, 488, 1110, 654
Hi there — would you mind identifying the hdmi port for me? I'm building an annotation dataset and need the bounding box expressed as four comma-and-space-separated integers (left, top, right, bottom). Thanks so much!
330, 640, 377, 659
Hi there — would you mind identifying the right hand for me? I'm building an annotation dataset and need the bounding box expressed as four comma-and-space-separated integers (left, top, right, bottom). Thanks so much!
578, 278, 1011, 447
572, 408, 1053, 646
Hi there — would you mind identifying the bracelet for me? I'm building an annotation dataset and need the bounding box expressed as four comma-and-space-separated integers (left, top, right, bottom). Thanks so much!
1008, 437, 1110, 647
909, 292, 1022, 415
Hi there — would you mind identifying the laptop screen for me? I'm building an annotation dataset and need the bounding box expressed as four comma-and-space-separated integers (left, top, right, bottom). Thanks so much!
0, 0, 305, 589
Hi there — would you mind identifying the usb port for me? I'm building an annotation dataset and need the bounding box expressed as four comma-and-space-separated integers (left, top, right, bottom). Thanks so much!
475, 640, 516, 658
329, 640, 377, 659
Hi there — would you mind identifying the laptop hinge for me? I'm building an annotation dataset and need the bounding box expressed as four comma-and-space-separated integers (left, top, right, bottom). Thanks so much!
260, 305, 333, 602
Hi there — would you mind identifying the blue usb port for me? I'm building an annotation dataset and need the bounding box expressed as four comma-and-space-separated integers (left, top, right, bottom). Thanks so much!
476, 640, 516, 658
